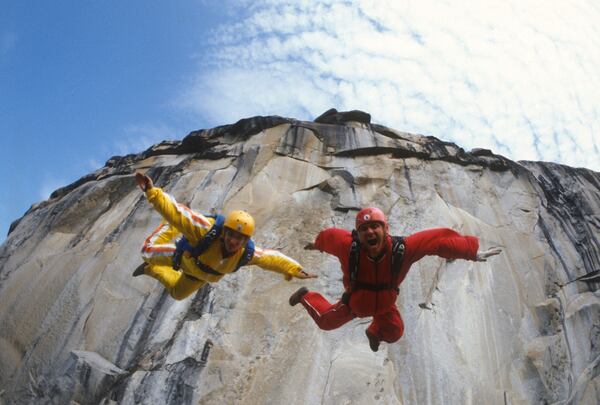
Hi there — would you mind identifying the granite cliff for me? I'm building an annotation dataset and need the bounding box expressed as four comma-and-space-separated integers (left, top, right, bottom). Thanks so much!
1, 109, 599, 404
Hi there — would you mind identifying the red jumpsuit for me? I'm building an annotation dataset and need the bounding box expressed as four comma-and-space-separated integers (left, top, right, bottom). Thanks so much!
300, 228, 479, 343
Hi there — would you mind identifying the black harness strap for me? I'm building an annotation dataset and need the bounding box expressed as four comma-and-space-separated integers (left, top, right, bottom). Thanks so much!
347, 232, 405, 294
193, 239, 255, 277
390, 236, 406, 284
194, 260, 224, 276
352, 281, 400, 293
348, 230, 360, 291
185, 273, 201, 281
234, 239, 255, 272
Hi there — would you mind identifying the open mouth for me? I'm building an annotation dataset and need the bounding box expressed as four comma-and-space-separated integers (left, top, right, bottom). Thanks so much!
367, 238, 379, 247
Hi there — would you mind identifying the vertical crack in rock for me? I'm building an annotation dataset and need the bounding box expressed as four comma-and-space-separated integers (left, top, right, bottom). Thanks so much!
198, 339, 213, 368
118, 292, 172, 370
102, 194, 147, 246
161, 357, 202, 404
67, 176, 137, 249
419, 260, 446, 310
276, 125, 315, 158
562, 353, 600, 404
183, 283, 212, 322
549, 289, 575, 401
321, 353, 339, 403
106, 285, 214, 404
591, 325, 600, 360
214, 146, 260, 209
537, 218, 571, 277
401, 161, 414, 197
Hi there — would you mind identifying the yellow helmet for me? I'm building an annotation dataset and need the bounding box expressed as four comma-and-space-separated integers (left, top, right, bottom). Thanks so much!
224, 210, 255, 237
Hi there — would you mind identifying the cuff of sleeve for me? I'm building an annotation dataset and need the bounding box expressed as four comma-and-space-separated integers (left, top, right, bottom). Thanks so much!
468, 236, 480, 260
287, 267, 304, 280
145, 187, 160, 202
314, 233, 324, 251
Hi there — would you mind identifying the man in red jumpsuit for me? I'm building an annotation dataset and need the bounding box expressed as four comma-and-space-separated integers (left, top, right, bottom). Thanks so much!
289, 207, 501, 352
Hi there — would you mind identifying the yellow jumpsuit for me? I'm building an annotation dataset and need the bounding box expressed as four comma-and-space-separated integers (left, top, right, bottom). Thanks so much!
140, 187, 304, 300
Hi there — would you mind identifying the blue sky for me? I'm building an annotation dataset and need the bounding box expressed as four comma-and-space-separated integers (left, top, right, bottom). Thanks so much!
1, 1, 226, 240
2, 0, 600, 242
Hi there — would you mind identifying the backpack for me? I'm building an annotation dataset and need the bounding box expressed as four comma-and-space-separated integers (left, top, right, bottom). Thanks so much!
172, 214, 255, 275
347, 230, 405, 294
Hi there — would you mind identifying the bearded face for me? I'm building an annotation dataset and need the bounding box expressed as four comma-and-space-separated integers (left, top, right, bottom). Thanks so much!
357, 221, 388, 258
222, 227, 249, 254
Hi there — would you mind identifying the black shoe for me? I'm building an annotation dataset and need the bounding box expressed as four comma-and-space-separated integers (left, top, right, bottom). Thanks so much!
365, 330, 380, 352
132, 263, 147, 277
289, 287, 308, 306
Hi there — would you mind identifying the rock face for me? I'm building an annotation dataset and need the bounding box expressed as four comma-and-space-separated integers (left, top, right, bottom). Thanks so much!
1, 110, 599, 404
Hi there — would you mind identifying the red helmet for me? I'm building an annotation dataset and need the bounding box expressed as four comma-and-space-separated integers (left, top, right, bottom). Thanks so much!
355, 207, 387, 229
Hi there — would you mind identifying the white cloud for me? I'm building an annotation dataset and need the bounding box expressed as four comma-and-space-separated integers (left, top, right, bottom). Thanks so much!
183, 0, 600, 170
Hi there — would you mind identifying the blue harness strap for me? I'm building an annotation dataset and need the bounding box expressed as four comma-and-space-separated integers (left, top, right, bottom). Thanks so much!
235, 239, 255, 271
172, 213, 255, 274
191, 214, 225, 257
172, 214, 225, 270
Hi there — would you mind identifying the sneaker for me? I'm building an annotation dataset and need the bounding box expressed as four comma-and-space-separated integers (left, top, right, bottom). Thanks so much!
132, 263, 147, 277
365, 330, 380, 352
289, 287, 309, 306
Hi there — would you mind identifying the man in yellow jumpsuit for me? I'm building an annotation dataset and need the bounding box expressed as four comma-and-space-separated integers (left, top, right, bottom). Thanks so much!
134, 172, 317, 300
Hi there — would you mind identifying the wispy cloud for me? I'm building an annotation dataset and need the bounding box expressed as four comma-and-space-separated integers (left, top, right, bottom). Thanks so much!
112, 123, 178, 157
182, 0, 600, 170
86, 157, 105, 172
39, 176, 68, 201
38, 123, 178, 200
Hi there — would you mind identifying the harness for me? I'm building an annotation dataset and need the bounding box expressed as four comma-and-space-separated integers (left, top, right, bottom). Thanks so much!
347, 230, 405, 294
172, 214, 255, 276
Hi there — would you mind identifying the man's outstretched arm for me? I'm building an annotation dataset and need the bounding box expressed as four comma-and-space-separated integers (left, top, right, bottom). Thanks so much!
304, 228, 352, 260
404, 228, 501, 265
250, 246, 317, 280
135, 172, 211, 245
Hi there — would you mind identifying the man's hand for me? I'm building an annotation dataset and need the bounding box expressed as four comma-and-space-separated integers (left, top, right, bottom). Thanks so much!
135, 172, 154, 192
304, 242, 318, 250
296, 270, 318, 279
476, 247, 502, 262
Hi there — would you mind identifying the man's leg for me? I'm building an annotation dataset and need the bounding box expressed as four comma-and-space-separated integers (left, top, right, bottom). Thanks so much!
140, 222, 179, 267
144, 264, 206, 300
366, 306, 404, 350
299, 291, 355, 331
139, 221, 206, 300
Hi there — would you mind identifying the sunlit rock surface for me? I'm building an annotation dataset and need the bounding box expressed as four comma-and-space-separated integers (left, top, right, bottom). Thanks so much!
1, 110, 599, 404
